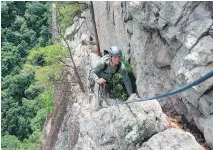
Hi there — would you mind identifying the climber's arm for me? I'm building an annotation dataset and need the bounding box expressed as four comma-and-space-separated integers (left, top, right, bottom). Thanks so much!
120, 64, 133, 96
90, 60, 105, 84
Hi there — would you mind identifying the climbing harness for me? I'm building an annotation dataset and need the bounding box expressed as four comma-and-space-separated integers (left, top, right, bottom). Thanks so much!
120, 69, 213, 104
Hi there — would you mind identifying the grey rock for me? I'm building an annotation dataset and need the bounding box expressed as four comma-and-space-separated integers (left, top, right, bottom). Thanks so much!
126, 21, 133, 36
170, 96, 188, 115
159, 2, 187, 28
199, 115, 213, 149
198, 98, 213, 117
153, 1, 168, 9
139, 128, 203, 150
90, 1, 213, 148
180, 3, 212, 49
154, 48, 171, 68
198, 90, 213, 117
184, 36, 213, 70
74, 101, 169, 150
124, 12, 133, 23
128, 2, 160, 30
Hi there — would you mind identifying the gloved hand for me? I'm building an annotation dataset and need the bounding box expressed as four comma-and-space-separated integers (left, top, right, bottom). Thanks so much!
127, 93, 138, 100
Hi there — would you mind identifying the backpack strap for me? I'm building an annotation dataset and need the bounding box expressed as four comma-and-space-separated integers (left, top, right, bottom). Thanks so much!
101, 62, 121, 74
115, 62, 121, 73
100, 61, 121, 82
100, 62, 108, 72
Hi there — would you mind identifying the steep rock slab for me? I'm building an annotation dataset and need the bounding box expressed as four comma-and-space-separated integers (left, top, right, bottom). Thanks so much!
74, 101, 169, 150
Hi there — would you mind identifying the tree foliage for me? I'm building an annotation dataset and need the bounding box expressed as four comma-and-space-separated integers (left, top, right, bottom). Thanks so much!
56, 2, 81, 34
26, 43, 67, 90
1, 1, 82, 149
1, 1, 51, 144
2, 135, 21, 149
1, 1, 51, 78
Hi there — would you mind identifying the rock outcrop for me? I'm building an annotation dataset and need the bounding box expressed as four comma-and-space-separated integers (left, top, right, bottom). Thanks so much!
73, 101, 168, 150
139, 128, 203, 150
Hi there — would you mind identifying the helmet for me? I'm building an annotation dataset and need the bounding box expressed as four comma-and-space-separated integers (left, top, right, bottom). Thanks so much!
109, 46, 122, 57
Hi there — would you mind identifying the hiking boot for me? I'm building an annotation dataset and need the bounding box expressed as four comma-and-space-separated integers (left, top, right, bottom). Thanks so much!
95, 105, 102, 111
102, 99, 109, 108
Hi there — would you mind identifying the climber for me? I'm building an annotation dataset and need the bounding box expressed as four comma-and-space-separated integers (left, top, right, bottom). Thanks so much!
89, 45, 136, 110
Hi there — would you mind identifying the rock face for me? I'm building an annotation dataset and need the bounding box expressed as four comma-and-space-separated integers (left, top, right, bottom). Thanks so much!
139, 128, 203, 150
92, 1, 213, 148
74, 101, 168, 150
39, 1, 213, 150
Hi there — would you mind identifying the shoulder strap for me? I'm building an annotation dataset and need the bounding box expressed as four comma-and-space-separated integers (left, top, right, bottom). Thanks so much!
100, 55, 110, 72
101, 61, 121, 74
115, 62, 121, 73
100, 61, 121, 81
100, 62, 108, 72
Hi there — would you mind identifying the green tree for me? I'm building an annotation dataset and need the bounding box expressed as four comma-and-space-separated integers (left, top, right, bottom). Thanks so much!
1, 1, 51, 141
2, 135, 21, 149
1, 42, 20, 77
56, 2, 81, 34
24, 2, 51, 47
1, 2, 84, 149
1, 1, 26, 28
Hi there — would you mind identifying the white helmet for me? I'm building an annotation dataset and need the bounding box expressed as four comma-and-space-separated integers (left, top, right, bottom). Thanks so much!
109, 46, 122, 57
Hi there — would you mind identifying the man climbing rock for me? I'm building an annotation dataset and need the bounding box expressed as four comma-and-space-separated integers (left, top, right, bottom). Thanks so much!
89, 46, 136, 110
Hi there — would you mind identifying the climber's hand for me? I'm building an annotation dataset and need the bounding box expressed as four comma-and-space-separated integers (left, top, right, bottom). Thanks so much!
128, 93, 138, 101
97, 78, 106, 85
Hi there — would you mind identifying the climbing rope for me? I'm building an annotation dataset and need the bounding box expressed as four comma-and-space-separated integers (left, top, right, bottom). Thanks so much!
120, 69, 213, 104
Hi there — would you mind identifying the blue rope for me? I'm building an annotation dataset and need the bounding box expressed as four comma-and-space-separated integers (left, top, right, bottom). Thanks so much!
123, 69, 213, 104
